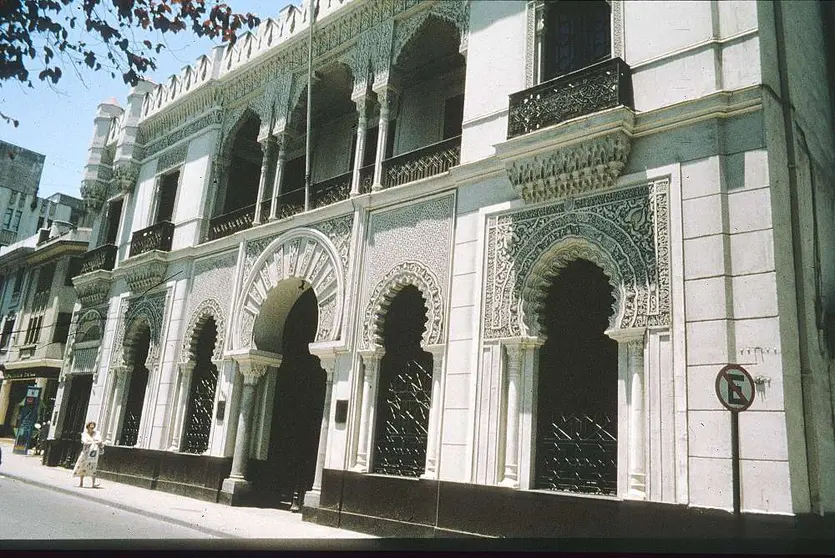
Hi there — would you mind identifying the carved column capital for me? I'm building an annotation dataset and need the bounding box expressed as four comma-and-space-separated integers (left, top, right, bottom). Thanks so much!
231, 349, 282, 383
605, 327, 647, 347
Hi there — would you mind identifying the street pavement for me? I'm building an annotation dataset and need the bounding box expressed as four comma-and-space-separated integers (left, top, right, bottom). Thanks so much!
0, 438, 376, 548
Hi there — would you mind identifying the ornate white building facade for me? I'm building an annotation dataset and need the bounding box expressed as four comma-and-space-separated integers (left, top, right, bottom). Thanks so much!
50, 0, 835, 537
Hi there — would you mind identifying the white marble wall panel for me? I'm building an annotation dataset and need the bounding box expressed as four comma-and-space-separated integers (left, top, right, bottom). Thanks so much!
172, 130, 215, 250
624, 1, 713, 63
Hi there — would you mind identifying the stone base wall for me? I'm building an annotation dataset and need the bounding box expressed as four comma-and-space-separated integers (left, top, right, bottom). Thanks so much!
306, 469, 835, 540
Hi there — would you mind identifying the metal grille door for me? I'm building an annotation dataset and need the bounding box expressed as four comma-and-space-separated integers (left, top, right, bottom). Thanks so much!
535, 412, 617, 495
181, 364, 218, 454
372, 355, 433, 478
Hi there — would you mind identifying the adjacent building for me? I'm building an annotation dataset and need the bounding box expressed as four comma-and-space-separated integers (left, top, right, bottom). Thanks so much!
0, 223, 91, 443
53, 0, 835, 537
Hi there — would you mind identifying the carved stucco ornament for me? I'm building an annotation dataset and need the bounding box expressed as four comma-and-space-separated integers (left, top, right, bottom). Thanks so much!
73, 271, 113, 307
506, 131, 631, 204
80, 179, 108, 212
112, 161, 140, 195
124, 259, 168, 293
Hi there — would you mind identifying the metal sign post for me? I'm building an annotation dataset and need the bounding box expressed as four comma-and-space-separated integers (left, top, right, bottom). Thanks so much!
714, 364, 755, 516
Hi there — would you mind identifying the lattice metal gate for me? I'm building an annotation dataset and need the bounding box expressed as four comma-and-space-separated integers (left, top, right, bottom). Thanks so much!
535, 412, 617, 495
119, 368, 148, 447
181, 364, 218, 454
56, 374, 93, 467
372, 354, 433, 477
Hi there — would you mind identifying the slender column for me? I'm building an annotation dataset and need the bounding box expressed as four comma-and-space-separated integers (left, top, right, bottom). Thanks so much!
312, 356, 336, 492
422, 345, 446, 479
221, 350, 282, 505
371, 87, 398, 191
269, 135, 287, 221
168, 362, 195, 452
627, 337, 646, 498
228, 372, 261, 480
353, 348, 383, 472
253, 136, 275, 226
500, 342, 523, 487
350, 96, 370, 196
606, 327, 647, 499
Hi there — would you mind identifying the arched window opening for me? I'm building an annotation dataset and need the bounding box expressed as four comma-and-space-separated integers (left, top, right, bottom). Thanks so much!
119, 325, 151, 447
181, 317, 219, 454
264, 288, 325, 506
542, 0, 611, 82
223, 115, 263, 215
372, 285, 433, 477
535, 259, 618, 495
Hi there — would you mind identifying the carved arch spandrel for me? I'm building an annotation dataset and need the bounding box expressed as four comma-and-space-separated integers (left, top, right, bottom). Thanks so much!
180, 298, 226, 364
233, 228, 344, 351
391, 1, 470, 68
363, 261, 445, 349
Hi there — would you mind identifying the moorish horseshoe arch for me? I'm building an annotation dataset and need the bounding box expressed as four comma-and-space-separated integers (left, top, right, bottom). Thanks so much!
391, 1, 470, 67
232, 228, 345, 351
363, 261, 445, 349
111, 296, 165, 372
180, 298, 226, 364
520, 237, 625, 338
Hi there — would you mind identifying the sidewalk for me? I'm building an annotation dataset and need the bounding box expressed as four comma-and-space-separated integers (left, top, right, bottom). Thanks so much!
0, 439, 375, 541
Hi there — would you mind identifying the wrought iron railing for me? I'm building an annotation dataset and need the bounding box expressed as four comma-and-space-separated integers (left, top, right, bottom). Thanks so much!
507, 57, 633, 139
311, 171, 351, 209
535, 412, 617, 496
382, 136, 461, 189
129, 220, 175, 257
372, 356, 433, 478
358, 164, 375, 194
79, 243, 118, 275
207, 204, 256, 241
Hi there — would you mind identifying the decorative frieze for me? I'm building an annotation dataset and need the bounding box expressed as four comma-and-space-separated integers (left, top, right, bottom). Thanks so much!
157, 143, 188, 172
73, 271, 113, 307
484, 180, 671, 340
124, 258, 168, 293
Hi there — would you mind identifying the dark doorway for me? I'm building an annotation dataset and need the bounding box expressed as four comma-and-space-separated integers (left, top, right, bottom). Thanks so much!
261, 288, 325, 507
372, 285, 433, 477
119, 327, 151, 447
535, 259, 618, 495
181, 318, 219, 454
56, 374, 93, 467
223, 116, 262, 214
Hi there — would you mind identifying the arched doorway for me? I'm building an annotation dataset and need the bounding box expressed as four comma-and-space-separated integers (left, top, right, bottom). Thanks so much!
535, 259, 618, 495
254, 284, 325, 508
119, 325, 151, 447
181, 318, 219, 454
372, 285, 434, 477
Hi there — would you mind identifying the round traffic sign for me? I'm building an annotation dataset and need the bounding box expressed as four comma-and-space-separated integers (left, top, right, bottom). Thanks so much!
715, 364, 755, 412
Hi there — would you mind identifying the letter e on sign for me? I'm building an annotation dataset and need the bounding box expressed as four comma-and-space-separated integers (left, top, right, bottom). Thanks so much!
715, 364, 755, 412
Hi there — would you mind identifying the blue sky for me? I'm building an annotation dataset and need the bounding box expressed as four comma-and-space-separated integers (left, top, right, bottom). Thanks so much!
0, 0, 291, 199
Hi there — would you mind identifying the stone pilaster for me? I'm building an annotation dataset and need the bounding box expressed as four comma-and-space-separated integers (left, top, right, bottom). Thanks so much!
167, 362, 195, 452
371, 86, 399, 191
422, 344, 446, 479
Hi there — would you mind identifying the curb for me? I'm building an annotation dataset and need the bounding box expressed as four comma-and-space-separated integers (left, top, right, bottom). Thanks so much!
0, 470, 240, 539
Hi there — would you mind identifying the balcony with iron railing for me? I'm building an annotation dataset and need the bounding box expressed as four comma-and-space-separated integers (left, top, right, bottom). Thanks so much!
205, 138, 462, 243
129, 220, 175, 258
78, 243, 118, 275
507, 57, 633, 140
381, 136, 461, 189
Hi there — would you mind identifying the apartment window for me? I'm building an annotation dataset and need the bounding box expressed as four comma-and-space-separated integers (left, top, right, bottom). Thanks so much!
443, 94, 465, 140
2, 208, 21, 231
0, 318, 14, 350
155, 171, 179, 223
52, 312, 72, 344
65, 257, 82, 286
9, 192, 18, 207
12, 269, 24, 297
36, 263, 55, 294
24, 315, 43, 345
541, 0, 611, 82
104, 198, 124, 245
36, 217, 44, 230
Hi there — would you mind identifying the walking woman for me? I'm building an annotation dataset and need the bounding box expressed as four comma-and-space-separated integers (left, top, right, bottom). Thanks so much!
73, 421, 103, 488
